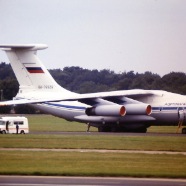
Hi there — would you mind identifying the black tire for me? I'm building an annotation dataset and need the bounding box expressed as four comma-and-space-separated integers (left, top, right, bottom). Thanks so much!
98, 126, 110, 132
182, 128, 186, 134
139, 128, 147, 133
2, 130, 6, 134
20, 130, 25, 134
98, 126, 104, 132
111, 127, 117, 132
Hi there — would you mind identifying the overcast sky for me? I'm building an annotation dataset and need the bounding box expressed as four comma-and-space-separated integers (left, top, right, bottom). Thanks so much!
0, 0, 186, 76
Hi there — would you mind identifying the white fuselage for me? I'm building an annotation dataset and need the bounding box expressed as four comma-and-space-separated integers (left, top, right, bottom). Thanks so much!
27, 90, 186, 127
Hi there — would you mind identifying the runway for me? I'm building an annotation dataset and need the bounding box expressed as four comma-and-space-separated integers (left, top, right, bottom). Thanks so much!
0, 176, 186, 186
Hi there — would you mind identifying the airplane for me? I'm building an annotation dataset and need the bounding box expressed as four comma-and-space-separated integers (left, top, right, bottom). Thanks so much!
0, 44, 185, 134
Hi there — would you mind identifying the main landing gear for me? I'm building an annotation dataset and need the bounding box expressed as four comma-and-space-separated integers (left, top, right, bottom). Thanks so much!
182, 128, 186, 134
98, 126, 147, 133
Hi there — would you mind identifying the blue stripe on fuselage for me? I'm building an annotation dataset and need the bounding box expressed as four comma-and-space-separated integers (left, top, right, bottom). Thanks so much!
152, 107, 182, 111
43, 102, 86, 110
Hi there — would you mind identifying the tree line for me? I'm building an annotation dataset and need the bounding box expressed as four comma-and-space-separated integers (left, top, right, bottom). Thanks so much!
0, 62, 186, 113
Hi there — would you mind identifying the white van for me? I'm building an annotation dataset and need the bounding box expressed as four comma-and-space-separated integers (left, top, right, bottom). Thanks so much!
0, 116, 29, 134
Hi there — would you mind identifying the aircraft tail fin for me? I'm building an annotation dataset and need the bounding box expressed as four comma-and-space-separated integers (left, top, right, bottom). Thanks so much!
0, 44, 71, 98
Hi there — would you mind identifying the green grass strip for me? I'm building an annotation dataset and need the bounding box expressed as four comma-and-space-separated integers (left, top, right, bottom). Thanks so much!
0, 150, 185, 178
0, 134, 186, 152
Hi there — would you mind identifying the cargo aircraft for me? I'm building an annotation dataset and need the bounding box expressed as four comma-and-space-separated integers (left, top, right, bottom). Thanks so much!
0, 44, 186, 133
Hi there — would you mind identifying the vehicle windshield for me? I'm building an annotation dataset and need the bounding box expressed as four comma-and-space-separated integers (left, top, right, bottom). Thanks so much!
0, 120, 5, 125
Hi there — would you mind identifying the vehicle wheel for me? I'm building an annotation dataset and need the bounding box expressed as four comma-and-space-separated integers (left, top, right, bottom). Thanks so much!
2, 130, 6, 134
20, 130, 25, 134
182, 128, 186, 134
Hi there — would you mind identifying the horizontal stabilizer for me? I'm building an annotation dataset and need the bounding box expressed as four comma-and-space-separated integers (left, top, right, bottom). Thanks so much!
0, 44, 48, 50
0, 99, 51, 106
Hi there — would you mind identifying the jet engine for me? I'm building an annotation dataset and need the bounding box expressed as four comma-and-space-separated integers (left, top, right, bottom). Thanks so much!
125, 104, 151, 115
85, 105, 126, 116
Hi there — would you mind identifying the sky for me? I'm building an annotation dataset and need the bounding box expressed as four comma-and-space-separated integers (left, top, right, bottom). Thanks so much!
0, 0, 186, 76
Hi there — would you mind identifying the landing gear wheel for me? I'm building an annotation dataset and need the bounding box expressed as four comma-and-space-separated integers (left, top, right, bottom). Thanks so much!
139, 128, 147, 133
182, 128, 186, 134
111, 127, 117, 132
98, 126, 111, 132
98, 126, 104, 132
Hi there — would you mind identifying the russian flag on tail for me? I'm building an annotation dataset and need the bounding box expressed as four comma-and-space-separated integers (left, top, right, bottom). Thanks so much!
26, 67, 44, 73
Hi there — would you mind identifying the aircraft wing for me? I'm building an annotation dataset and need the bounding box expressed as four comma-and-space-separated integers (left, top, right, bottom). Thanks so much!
0, 89, 154, 106
77, 89, 153, 102
0, 44, 48, 50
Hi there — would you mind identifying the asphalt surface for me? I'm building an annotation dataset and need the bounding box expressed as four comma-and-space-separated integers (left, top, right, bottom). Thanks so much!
0, 176, 186, 186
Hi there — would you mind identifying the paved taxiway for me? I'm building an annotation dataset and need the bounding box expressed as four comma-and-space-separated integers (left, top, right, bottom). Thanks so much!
0, 176, 186, 186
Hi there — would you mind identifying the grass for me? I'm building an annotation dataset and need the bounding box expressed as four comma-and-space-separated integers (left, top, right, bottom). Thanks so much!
0, 134, 186, 152
27, 114, 90, 132
0, 114, 186, 178
0, 151, 186, 178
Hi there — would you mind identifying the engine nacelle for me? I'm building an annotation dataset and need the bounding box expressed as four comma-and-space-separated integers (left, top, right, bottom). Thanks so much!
85, 105, 126, 116
125, 104, 152, 115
